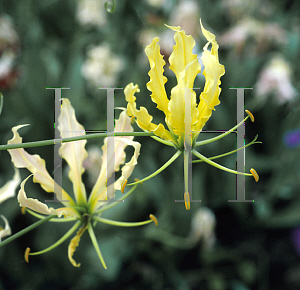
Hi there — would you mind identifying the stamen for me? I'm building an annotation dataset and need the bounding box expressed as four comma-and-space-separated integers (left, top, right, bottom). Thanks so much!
134, 178, 143, 184
24, 247, 30, 263
245, 110, 254, 122
250, 168, 259, 182
121, 180, 127, 193
21, 206, 26, 215
130, 116, 135, 124
149, 214, 158, 226
184, 192, 190, 210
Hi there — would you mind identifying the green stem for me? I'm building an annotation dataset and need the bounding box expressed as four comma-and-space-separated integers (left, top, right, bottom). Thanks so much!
87, 223, 107, 269
93, 184, 138, 216
195, 116, 249, 146
25, 209, 78, 222
30, 221, 81, 255
93, 216, 153, 227
151, 136, 174, 147
192, 149, 252, 177
193, 135, 261, 163
127, 150, 182, 186
0, 215, 56, 247
0, 132, 155, 151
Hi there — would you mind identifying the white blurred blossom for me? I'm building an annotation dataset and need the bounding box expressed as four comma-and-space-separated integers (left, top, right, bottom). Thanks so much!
81, 44, 124, 88
189, 207, 216, 249
255, 55, 298, 104
82, 146, 102, 186
169, 1, 200, 37
76, 0, 107, 28
0, 168, 20, 242
221, 0, 272, 20
0, 15, 20, 89
218, 18, 286, 55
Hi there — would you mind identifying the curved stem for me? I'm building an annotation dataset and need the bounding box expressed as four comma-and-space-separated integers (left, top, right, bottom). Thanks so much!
192, 149, 252, 177
29, 221, 81, 256
93, 184, 138, 216
151, 136, 174, 147
25, 209, 78, 222
193, 135, 262, 163
195, 116, 249, 146
93, 216, 154, 227
127, 150, 182, 186
87, 223, 107, 269
0, 132, 155, 151
0, 215, 56, 247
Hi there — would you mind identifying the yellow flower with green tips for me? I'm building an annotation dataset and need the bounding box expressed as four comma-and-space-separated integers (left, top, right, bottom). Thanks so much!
125, 20, 259, 209
7, 99, 157, 268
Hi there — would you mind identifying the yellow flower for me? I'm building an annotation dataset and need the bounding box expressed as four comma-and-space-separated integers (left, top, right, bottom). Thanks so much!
7, 99, 157, 268
125, 20, 225, 150
124, 20, 259, 209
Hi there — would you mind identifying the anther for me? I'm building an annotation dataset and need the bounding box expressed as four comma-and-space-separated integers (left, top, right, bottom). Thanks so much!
24, 247, 30, 263
184, 192, 191, 210
245, 110, 254, 122
21, 206, 26, 215
149, 214, 158, 226
134, 178, 143, 185
250, 168, 259, 182
121, 180, 127, 193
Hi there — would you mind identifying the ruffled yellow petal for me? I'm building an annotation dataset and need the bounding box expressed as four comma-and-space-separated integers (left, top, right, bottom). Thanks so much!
7, 125, 75, 207
145, 37, 169, 116
166, 25, 200, 139
17, 175, 79, 218
68, 224, 87, 267
113, 137, 140, 190
58, 98, 88, 205
167, 25, 201, 88
125, 83, 173, 141
199, 19, 219, 60
195, 21, 225, 132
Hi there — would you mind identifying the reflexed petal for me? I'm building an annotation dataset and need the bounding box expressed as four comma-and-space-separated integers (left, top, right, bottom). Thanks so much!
89, 111, 141, 211
195, 21, 225, 132
0, 167, 20, 203
0, 215, 11, 242
89, 111, 133, 205
68, 224, 87, 267
125, 83, 173, 141
200, 20, 219, 60
17, 175, 80, 218
145, 37, 169, 116
58, 98, 88, 205
114, 138, 141, 191
7, 125, 75, 207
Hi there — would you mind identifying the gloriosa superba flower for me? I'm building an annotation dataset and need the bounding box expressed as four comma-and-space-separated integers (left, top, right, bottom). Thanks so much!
125, 19, 259, 209
7, 98, 157, 268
